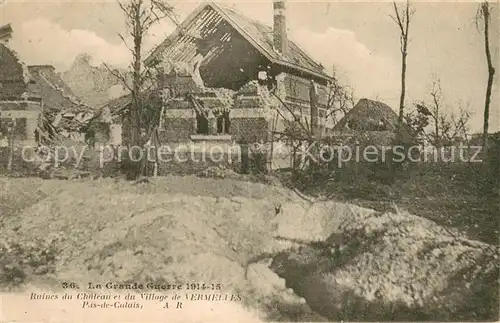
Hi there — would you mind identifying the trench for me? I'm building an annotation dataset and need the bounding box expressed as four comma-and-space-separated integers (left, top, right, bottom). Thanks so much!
264, 229, 499, 322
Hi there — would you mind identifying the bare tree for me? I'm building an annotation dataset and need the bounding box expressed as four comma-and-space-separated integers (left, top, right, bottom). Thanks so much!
428, 80, 444, 144
268, 78, 346, 178
106, 0, 178, 179
119, 0, 177, 145
476, 1, 495, 148
407, 79, 471, 146
390, 0, 415, 130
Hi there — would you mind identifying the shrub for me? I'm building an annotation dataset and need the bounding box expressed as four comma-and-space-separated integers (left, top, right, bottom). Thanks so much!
0, 236, 59, 287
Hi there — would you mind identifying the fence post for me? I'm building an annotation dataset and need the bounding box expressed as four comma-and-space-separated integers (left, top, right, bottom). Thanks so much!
7, 118, 16, 172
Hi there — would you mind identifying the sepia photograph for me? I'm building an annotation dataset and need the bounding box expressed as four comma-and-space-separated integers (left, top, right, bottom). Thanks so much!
0, 0, 499, 322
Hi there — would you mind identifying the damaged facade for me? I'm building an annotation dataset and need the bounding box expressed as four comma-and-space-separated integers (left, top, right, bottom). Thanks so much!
91, 1, 336, 173
143, 1, 333, 145
27, 65, 93, 142
0, 24, 42, 146
1, 25, 92, 149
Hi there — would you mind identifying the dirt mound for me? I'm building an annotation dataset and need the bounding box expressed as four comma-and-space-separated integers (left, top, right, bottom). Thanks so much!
0, 177, 319, 321
1, 177, 498, 321
270, 201, 499, 321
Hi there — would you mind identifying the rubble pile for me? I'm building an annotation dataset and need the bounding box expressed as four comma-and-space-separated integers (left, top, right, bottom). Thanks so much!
198, 164, 238, 179
1, 144, 93, 180
236, 80, 261, 96
333, 209, 497, 304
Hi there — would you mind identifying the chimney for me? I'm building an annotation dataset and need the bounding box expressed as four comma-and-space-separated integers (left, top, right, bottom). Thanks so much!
273, 0, 288, 56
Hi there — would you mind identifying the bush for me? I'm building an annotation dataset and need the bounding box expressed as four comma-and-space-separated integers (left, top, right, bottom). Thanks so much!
198, 164, 236, 179
0, 236, 59, 287
482, 132, 500, 195
239, 142, 268, 175
250, 149, 267, 175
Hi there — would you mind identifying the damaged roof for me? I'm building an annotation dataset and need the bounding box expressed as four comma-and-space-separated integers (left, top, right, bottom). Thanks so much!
96, 90, 162, 120
145, 2, 331, 82
27, 65, 90, 115
101, 93, 134, 117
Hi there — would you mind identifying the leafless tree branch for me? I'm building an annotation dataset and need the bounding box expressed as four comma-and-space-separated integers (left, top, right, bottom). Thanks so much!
475, 1, 495, 148
391, 0, 415, 135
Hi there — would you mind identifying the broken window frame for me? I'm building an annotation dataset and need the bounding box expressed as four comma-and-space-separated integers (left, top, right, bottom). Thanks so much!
216, 111, 230, 135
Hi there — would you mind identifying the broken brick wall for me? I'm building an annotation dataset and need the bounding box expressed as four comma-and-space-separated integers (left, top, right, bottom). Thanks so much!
157, 73, 329, 146
230, 117, 268, 143
160, 114, 268, 144
159, 121, 268, 150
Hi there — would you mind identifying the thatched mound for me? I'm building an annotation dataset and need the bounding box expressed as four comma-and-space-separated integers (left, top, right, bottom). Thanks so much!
334, 99, 399, 132
333, 98, 414, 144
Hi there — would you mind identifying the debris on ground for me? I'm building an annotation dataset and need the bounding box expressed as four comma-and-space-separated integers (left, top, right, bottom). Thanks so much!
198, 164, 238, 179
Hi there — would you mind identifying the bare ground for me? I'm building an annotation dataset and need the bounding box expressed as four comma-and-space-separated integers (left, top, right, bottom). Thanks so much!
0, 175, 498, 321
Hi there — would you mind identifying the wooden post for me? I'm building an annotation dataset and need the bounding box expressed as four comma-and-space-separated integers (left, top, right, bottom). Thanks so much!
192, 110, 198, 134
221, 115, 226, 135
309, 79, 319, 138
267, 111, 278, 174
153, 126, 160, 177
309, 80, 319, 172
7, 118, 16, 172
210, 117, 217, 135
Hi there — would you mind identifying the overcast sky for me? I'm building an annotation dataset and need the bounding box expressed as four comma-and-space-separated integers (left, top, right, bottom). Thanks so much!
1, 0, 498, 132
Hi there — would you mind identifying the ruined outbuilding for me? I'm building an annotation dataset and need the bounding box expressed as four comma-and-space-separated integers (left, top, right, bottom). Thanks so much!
333, 99, 400, 133
0, 24, 42, 146
88, 91, 161, 147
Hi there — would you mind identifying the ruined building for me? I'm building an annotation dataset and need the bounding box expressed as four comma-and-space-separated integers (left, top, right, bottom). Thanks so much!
96, 1, 333, 148
144, 1, 333, 144
0, 24, 42, 146
89, 1, 337, 176
27, 65, 93, 141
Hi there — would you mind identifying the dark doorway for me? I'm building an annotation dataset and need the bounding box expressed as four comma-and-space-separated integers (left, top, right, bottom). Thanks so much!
216, 111, 230, 134
196, 112, 209, 135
